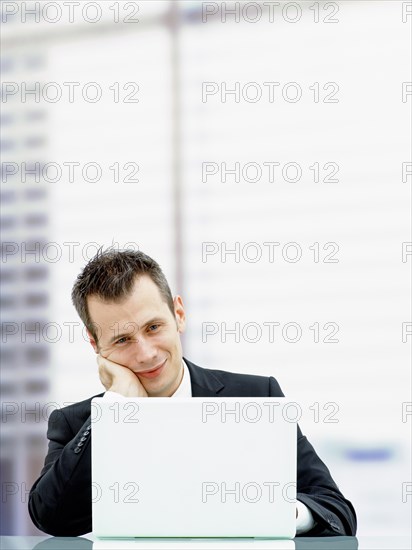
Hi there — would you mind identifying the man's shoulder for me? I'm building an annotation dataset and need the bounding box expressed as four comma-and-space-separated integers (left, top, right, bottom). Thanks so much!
205, 365, 271, 383
185, 358, 284, 397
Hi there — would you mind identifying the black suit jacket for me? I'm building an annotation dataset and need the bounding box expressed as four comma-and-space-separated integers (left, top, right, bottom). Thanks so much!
29, 358, 357, 537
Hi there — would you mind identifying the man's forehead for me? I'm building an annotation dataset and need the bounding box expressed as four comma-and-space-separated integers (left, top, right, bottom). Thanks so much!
87, 276, 168, 326
88, 275, 162, 306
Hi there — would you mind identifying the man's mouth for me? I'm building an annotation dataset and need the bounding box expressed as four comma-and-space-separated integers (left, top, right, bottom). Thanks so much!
137, 359, 167, 379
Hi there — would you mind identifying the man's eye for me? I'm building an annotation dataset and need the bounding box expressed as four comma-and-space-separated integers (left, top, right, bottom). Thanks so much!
116, 337, 129, 345
148, 324, 159, 332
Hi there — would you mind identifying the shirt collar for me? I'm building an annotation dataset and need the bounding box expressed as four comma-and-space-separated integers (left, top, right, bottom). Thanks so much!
171, 358, 192, 398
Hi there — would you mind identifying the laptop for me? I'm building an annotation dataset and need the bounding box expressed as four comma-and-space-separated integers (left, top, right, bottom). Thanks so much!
91, 397, 297, 539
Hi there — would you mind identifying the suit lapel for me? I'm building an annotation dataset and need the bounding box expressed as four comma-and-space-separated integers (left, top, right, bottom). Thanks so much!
184, 357, 225, 397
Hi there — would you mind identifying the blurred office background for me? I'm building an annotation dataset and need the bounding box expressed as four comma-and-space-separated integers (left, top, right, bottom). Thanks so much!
1, 0, 411, 537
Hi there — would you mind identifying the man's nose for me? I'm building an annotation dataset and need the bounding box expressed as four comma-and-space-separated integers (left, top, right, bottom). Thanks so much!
132, 336, 157, 365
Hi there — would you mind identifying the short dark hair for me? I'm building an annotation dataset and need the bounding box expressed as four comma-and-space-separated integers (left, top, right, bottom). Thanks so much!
71, 248, 174, 342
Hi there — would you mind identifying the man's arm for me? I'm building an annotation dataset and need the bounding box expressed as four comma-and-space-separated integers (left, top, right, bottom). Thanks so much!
295, 431, 357, 536
28, 409, 93, 536
29, 355, 148, 536
269, 376, 357, 537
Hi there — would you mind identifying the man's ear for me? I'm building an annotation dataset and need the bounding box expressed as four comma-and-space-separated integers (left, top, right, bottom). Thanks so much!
173, 295, 186, 334
86, 329, 99, 354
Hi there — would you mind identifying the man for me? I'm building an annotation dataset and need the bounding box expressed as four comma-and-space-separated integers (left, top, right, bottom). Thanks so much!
28, 249, 357, 537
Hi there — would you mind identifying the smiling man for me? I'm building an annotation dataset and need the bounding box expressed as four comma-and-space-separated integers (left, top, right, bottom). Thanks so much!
88, 273, 186, 399
28, 249, 357, 537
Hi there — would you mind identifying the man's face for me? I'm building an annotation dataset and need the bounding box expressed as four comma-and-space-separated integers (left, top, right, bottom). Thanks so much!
87, 275, 186, 397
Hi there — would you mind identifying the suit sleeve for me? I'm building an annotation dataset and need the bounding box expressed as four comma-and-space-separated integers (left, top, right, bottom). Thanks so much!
28, 409, 93, 536
269, 376, 357, 537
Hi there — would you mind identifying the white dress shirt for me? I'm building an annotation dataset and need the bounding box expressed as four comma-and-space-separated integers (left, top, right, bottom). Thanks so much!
102, 359, 315, 534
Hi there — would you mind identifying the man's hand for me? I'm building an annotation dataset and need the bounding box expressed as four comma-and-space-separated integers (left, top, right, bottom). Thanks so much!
97, 354, 148, 397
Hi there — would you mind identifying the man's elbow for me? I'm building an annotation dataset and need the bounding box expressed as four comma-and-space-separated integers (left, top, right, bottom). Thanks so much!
345, 501, 357, 536
336, 497, 357, 536
28, 490, 91, 537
